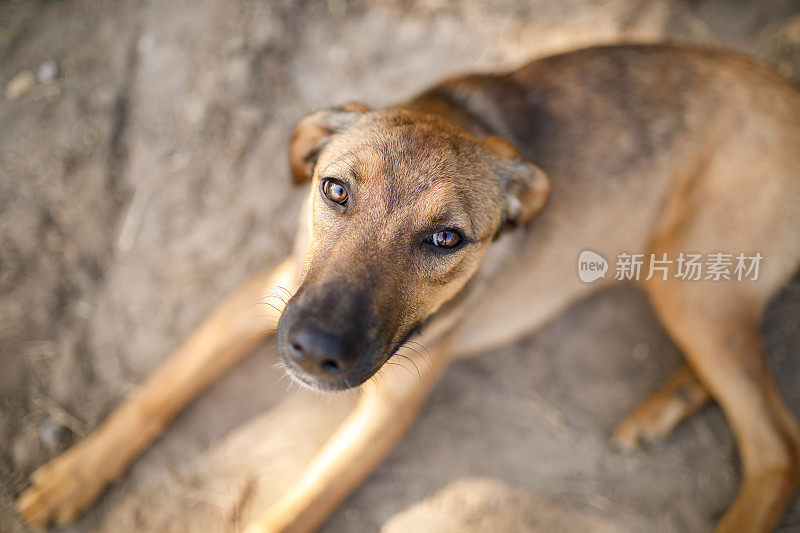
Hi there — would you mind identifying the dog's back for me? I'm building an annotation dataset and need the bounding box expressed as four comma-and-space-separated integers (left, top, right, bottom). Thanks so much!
414, 45, 800, 306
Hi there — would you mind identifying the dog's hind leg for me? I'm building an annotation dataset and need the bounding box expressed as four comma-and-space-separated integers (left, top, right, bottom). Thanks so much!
612, 364, 711, 451
17, 258, 297, 528
645, 278, 800, 532
244, 345, 451, 533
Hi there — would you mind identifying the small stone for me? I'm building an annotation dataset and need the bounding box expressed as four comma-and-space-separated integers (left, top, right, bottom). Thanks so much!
72, 299, 92, 319
137, 33, 155, 54
5, 70, 36, 100
169, 151, 191, 172
40, 420, 71, 453
632, 342, 650, 361
37, 59, 58, 83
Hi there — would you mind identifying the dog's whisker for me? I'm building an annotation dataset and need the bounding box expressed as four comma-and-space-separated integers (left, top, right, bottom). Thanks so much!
250, 296, 286, 312
261, 293, 288, 305
396, 353, 421, 381
399, 343, 419, 357
388, 360, 415, 379
272, 360, 292, 387
276, 372, 288, 387
275, 285, 293, 298
255, 291, 288, 304
399, 344, 433, 376
369, 372, 379, 396
406, 340, 432, 363
369, 368, 383, 396
262, 302, 284, 315
346, 382, 358, 402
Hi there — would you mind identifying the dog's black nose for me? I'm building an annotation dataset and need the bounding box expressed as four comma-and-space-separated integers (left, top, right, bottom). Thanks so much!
287, 323, 350, 377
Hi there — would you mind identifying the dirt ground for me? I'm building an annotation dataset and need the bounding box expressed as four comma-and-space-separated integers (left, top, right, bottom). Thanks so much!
2, 0, 800, 531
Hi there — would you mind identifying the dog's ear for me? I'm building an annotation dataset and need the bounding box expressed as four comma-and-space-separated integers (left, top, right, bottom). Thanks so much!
483, 135, 550, 229
289, 102, 370, 185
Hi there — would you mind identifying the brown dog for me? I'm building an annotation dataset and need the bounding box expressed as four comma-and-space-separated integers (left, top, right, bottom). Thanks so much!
17, 44, 800, 532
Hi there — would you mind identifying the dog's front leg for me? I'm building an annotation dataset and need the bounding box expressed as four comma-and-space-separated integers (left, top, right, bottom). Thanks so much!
245, 344, 450, 533
17, 258, 297, 528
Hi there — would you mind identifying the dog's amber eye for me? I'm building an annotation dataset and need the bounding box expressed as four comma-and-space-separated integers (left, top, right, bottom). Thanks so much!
432, 230, 461, 248
322, 179, 348, 205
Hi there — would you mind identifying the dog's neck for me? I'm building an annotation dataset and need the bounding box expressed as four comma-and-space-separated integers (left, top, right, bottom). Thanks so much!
401, 73, 528, 144
400, 88, 499, 139
414, 225, 525, 350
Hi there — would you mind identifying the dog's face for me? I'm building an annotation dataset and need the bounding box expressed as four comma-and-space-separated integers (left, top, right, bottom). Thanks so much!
277, 105, 549, 390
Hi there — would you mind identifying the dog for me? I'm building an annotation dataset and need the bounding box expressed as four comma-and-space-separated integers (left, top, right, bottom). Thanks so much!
17, 44, 800, 532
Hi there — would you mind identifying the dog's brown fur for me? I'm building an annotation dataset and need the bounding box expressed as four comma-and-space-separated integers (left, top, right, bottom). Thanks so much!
17, 44, 800, 532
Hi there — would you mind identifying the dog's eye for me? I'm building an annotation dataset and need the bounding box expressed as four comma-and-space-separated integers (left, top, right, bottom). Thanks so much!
322, 179, 348, 205
431, 230, 461, 248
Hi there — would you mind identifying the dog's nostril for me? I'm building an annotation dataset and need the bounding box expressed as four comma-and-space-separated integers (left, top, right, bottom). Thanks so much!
287, 324, 349, 376
320, 359, 342, 374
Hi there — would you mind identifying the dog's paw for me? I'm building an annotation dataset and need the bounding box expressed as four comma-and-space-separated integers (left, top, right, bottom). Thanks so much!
17, 446, 110, 527
610, 412, 664, 453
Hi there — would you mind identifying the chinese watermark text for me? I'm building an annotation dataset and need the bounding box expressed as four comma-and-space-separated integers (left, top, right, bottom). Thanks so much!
578, 251, 762, 283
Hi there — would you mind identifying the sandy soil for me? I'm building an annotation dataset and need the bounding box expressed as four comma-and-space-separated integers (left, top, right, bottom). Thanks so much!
2, 1, 800, 531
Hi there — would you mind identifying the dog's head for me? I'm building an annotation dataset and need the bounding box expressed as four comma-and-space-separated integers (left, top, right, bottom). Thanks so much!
277, 103, 549, 390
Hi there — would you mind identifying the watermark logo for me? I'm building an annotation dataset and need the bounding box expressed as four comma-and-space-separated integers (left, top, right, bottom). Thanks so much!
577, 250, 763, 283
577, 250, 608, 283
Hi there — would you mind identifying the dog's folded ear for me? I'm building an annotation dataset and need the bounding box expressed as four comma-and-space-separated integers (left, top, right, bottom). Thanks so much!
289, 102, 371, 185
483, 135, 550, 229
